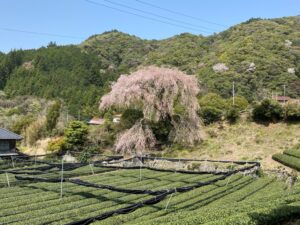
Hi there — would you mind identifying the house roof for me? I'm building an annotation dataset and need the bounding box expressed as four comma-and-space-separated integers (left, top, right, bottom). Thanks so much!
0, 128, 22, 140
273, 96, 291, 101
88, 117, 105, 125
275, 96, 291, 101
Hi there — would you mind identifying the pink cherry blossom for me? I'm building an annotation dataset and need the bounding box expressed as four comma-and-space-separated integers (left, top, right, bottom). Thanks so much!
100, 66, 204, 154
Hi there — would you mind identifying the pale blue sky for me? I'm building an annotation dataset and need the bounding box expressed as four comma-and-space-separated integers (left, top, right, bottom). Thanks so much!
1, 0, 299, 52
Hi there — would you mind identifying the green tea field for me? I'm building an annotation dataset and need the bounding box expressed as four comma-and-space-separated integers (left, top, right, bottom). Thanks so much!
0, 156, 299, 225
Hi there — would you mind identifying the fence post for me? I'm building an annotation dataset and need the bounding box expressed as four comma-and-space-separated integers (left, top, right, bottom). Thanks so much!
139, 164, 142, 182
11, 156, 15, 168
165, 193, 174, 211
60, 157, 64, 199
89, 163, 94, 175
139, 155, 142, 182
6, 173, 10, 187
225, 161, 234, 190
243, 160, 247, 176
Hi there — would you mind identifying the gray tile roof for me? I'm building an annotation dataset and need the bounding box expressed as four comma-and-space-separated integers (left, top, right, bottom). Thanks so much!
0, 128, 22, 140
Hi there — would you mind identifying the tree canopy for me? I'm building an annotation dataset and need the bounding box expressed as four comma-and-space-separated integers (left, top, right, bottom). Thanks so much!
100, 66, 204, 155
0, 16, 299, 117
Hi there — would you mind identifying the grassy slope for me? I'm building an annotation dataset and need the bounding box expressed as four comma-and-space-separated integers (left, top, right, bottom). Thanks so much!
169, 120, 300, 170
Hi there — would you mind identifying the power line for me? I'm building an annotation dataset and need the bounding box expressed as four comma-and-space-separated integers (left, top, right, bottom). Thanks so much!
102, 0, 218, 32
136, 0, 227, 28
84, 0, 210, 34
0, 27, 84, 40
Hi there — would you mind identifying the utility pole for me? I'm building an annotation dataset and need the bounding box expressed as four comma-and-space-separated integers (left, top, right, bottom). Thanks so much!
232, 81, 235, 106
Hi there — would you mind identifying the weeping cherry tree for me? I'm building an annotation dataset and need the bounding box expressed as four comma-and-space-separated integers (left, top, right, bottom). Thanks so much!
100, 66, 204, 155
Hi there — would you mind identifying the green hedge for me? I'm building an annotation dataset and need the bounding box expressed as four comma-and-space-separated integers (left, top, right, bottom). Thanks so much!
272, 153, 300, 171
283, 149, 300, 159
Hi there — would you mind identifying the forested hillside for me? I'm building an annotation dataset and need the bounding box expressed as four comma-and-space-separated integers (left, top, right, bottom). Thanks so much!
198, 17, 300, 100
0, 16, 299, 117
0, 46, 119, 117
80, 30, 157, 73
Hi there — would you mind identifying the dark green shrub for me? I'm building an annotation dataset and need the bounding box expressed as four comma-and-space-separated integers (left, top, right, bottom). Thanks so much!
252, 99, 283, 122
64, 121, 88, 151
284, 103, 300, 121
227, 96, 249, 111
200, 106, 223, 125
256, 168, 265, 177
199, 93, 228, 125
226, 106, 240, 123
120, 109, 143, 129
47, 137, 66, 153
199, 93, 227, 111
199, 93, 249, 124
149, 118, 173, 143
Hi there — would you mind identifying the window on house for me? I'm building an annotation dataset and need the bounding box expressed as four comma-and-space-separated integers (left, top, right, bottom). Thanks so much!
0, 141, 10, 151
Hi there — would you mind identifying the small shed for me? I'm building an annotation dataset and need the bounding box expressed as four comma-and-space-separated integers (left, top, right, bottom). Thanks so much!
0, 128, 22, 156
